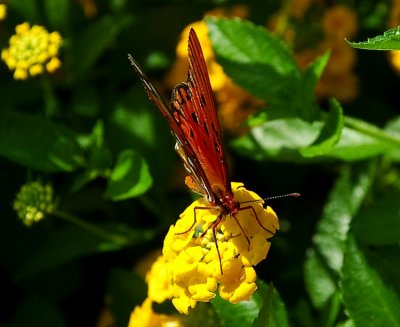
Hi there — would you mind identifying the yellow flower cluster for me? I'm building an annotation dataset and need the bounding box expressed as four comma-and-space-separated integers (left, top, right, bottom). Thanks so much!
1, 22, 62, 80
13, 181, 55, 226
136, 183, 279, 316
166, 10, 264, 135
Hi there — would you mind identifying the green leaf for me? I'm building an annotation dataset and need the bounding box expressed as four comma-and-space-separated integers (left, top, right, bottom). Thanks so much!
347, 26, 400, 50
299, 51, 330, 118
304, 250, 337, 309
302, 51, 330, 95
108, 87, 176, 193
231, 118, 321, 161
69, 15, 133, 79
206, 17, 314, 120
105, 149, 152, 201
253, 282, 289, 327
342, 236, 400, 326
384, 116, 400, 160
211, 283, 264, 327
300, 98, 344, 157
70, 170, 99, 192
0, 111, 84, 172
328, 129, 391, 161
8, 0, 41, 22
313, 163, 374, 273
44, 0, 70, 31
87, 120, 113, 171
209, 280, 288, 327
353, 192, 400, 245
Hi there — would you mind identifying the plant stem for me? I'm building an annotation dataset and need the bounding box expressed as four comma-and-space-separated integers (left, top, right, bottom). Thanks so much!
52, 210, 130, 245
344, 115, 400, 147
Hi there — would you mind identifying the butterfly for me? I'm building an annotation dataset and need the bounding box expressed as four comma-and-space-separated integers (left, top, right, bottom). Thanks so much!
128, 28, 272, 272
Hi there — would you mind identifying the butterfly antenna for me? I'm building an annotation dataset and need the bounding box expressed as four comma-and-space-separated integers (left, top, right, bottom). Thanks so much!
264, 193, 301, 201
240, 192, 300, 205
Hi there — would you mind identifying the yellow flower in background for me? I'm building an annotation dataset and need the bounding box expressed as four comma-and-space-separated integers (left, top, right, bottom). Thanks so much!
388, 1, 400, 74
389, 50, 400, 74
146, 182, 279, 314
78, 0, 98, 18
0, 3, 7, 20
1, 22, 62, 80
389, 0, 400, 28
321, 5, 357, 39
13, 181, 55, 226
289, 0, 312, 19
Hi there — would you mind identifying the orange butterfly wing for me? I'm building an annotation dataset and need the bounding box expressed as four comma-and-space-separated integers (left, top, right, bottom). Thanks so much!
128, 28, 231, 205
170, 28, 231, 201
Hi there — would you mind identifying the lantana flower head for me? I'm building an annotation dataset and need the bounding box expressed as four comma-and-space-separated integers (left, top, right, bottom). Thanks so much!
146, 182, 279, 314
13, 181, 55, 226
1, 22, 62, 80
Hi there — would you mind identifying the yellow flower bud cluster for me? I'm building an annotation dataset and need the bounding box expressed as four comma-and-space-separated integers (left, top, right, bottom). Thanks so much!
144, 182, 279, 315
1, 22, 62, 80
13, 181, 55, 226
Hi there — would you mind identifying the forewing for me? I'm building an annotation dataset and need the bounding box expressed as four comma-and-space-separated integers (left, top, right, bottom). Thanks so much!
171, 28, 231, 199
128, 54, 214, 202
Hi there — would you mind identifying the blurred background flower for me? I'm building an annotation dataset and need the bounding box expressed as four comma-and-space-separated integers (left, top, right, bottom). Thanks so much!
1, 23, 62, 80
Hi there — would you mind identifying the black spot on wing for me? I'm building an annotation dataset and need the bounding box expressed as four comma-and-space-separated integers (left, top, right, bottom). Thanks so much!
203, 122, 209, 136
191, 112, 199, 125
200, 94, 206, 109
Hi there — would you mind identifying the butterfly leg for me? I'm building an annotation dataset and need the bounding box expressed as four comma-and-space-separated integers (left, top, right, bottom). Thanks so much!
239, 205, 275, 235
175, 206, 214, 235
209, 214, 224, 275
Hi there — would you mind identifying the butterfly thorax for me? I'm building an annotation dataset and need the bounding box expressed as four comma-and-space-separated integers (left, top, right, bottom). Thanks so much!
218, 194, 240, 216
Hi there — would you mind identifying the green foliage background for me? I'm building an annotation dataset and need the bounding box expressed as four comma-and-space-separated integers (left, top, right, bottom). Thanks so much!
1, 1, 400, 326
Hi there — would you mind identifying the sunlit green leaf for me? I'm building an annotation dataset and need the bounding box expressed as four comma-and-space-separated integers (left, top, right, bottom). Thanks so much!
304, 250, 337, 309
347, 26, 400, 50
313, 163, 374, 272
342, 236, 400, 326
300, 98, 344, 157
206, 17, 316, 120
231, 118, 321, 161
